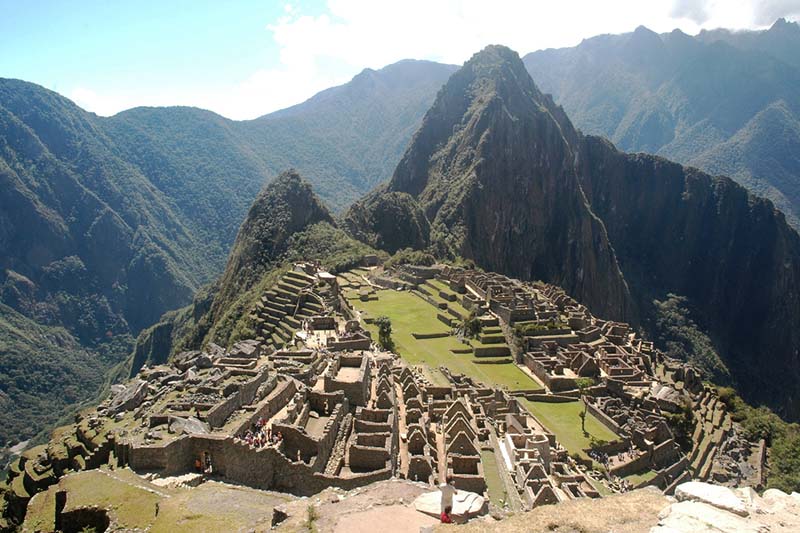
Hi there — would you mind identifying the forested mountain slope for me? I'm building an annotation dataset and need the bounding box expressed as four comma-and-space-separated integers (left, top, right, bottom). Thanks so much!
0, 59, 452, 452
523, 19, 800, 228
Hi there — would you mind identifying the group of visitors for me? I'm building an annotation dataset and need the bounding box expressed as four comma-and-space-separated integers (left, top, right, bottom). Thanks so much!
238, 417, 283, 448
588, 449, 611, 468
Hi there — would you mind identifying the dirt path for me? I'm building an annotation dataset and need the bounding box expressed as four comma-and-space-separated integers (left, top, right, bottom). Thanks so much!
434, 424, 447, 484
334, 504, 439, 533
395, 382, 409, 478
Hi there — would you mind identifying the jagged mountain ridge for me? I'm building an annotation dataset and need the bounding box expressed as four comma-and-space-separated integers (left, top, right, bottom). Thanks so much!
523, 19, 800, 228
346, 45, 800, 419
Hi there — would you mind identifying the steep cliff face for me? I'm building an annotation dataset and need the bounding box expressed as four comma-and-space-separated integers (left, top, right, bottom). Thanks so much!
348, 45, 635, 321
347, 44, 800, 418
579, 136, 800, 415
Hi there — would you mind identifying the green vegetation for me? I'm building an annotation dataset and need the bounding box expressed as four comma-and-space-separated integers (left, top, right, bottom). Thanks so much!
480, 450, 506, 507
375, 316, 394, 350
624, 469, 658, 486
132, 219, 382, 372
716, 386, 800, 492
343, 191, 431, 254
0, 62, 453, 452
0, 304, 130, 454
574, 378, 595, 435
384, 248, 436, 268
23, 470, 160, 531
462, 310, 482, 339
523, 23, 800, 228
513, 321, 568, 336
305, 504, 319, 533
348, 288, 539, 390
653, 294, 731, 383
520, 399, 617, 466
664, 402, 695, 453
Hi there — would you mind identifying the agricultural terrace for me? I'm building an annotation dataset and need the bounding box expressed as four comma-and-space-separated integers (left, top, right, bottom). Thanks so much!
345, 287, 540, 391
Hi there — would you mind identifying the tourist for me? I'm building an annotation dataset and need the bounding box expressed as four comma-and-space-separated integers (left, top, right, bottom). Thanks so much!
439, 476, 456, 517
440, 505, 453, 524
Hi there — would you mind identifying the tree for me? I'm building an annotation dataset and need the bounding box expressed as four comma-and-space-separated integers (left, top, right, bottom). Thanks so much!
575, 377, 595, 435
462, 311, 482, 339
375, 315, 394, 350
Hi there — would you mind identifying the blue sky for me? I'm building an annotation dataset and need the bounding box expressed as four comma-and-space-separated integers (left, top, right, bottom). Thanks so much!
2, 0, 797, 119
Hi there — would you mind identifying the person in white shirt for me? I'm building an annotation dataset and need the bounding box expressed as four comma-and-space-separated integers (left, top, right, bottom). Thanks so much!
439, 476, 456, 517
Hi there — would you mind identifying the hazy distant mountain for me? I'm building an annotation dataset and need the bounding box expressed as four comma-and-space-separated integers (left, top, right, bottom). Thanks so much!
0, 59, 454, 449
523, 19, 800, 228
348, 45, 800, 419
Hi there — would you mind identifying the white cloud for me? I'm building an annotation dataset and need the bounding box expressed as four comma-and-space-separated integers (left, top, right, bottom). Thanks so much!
71, 0, 798, 120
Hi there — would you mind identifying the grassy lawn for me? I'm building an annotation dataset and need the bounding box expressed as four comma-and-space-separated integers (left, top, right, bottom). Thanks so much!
624, 469, 658, 486
24, 470, 162, 531
520, 399, 618, 464
481, 449, 506, 507
348, 288, 539, 390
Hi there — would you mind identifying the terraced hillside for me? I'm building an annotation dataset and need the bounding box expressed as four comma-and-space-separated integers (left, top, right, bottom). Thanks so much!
342, 270, 535, 391
250, 269, 327, 351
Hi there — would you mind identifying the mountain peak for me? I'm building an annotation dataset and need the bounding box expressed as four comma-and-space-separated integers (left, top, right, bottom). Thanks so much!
769, 17, 799, 33
349, 45, 632, 320
213, 169, 333, 311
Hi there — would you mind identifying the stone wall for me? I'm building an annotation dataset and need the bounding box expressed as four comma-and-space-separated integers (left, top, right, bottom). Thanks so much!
126, 433, 391, 496
348, 445, 390, 471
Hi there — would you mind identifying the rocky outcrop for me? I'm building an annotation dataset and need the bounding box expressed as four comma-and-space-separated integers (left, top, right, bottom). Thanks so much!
653, 482, 800, 532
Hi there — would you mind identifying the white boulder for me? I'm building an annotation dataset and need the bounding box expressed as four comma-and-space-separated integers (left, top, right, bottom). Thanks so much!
414, 489, 485, 519
675, 481, 748, 516
653, 500, 768, 533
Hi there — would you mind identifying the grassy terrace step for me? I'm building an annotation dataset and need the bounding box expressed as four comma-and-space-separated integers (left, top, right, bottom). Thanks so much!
347, 285, 541, 391
277, 282, 302, 294
690, 433, 714, 472
472, 357, 514, 364
281, 276, 310, 289
479, 334, 506, 344
417, 286, 433, 297
285, 270, 315, 283
446, 307, 464, 320
450, 347, 474, 354
272, 286, 297, 299
520, 399, 618, 467
11, 472, 29, 498
473, 344, 511, 357
265, 307, 285, 320
279, 322, 296, 337
427, 278, 460, 296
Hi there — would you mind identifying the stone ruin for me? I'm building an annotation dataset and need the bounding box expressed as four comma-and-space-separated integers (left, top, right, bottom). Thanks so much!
1, 260, 761, 528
